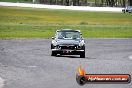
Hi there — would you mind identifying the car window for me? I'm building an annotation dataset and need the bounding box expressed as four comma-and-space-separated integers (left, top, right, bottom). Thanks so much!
56, 31, 80, 39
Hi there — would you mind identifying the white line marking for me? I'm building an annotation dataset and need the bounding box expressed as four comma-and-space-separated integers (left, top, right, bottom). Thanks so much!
0, 77, 4, 88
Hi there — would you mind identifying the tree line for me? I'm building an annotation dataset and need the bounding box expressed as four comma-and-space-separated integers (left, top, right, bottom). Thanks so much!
95, 0, 126, 7
39, 0, 130, 7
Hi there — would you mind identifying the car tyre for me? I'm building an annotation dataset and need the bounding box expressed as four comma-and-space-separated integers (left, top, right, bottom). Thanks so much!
51, 44, 54, 49
122, 10, 125, 13
80, 52, 85, 58
51, 51, 57, 56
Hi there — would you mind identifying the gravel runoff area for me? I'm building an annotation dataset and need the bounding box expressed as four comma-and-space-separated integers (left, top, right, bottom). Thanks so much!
0, 38, 132, 88
0, 2, 123, 12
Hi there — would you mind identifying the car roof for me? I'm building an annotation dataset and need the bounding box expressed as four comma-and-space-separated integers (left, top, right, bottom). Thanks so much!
57, 29, 80, 32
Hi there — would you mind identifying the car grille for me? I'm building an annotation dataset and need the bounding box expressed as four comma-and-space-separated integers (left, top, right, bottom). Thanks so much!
58, 45, 77, 50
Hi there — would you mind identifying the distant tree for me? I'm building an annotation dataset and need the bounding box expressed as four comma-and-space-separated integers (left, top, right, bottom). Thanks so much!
38, 0, 128, 7
130, 0, 132, 6
122, 0, 125, 7
66, 0, 69, 5
73, 0, 80, 6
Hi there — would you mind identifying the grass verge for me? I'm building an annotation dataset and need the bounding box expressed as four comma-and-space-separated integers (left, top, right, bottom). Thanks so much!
0, 6, 132, 38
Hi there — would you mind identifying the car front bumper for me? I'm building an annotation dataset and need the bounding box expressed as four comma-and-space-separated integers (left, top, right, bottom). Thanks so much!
51, 49, 84, 55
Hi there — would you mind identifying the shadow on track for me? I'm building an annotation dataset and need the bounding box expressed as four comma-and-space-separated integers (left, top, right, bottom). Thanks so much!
53, 55, 96, 59
56, 55, 80, 58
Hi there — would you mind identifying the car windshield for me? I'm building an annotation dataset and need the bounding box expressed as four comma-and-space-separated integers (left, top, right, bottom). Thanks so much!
56, 31, 81, 39
127, 6, 132, 8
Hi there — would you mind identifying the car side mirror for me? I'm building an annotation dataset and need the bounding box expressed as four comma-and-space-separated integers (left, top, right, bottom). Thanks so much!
52, 37, 54, 39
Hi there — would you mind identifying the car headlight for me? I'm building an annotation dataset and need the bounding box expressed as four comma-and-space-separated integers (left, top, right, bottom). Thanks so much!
52, 40, 57, 46
79, 40, 85, 46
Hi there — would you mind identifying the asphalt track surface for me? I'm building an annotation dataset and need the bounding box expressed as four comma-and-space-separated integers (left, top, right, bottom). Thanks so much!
0, 39, 132, 88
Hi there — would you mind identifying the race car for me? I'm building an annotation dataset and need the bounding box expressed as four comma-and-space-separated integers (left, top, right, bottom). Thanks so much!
51, 29, 85, 58
122, 6, 132, 13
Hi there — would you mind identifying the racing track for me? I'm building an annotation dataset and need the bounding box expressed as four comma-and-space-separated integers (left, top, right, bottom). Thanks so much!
0, 38, 132, 88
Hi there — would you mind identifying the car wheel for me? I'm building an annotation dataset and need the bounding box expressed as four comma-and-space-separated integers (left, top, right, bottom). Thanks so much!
51, 51, 57, 56
122, 10, 125, 13
80, 52, 85, 58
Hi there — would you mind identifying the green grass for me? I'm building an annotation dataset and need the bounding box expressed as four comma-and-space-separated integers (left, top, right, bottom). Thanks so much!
0, 6, 132, 38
